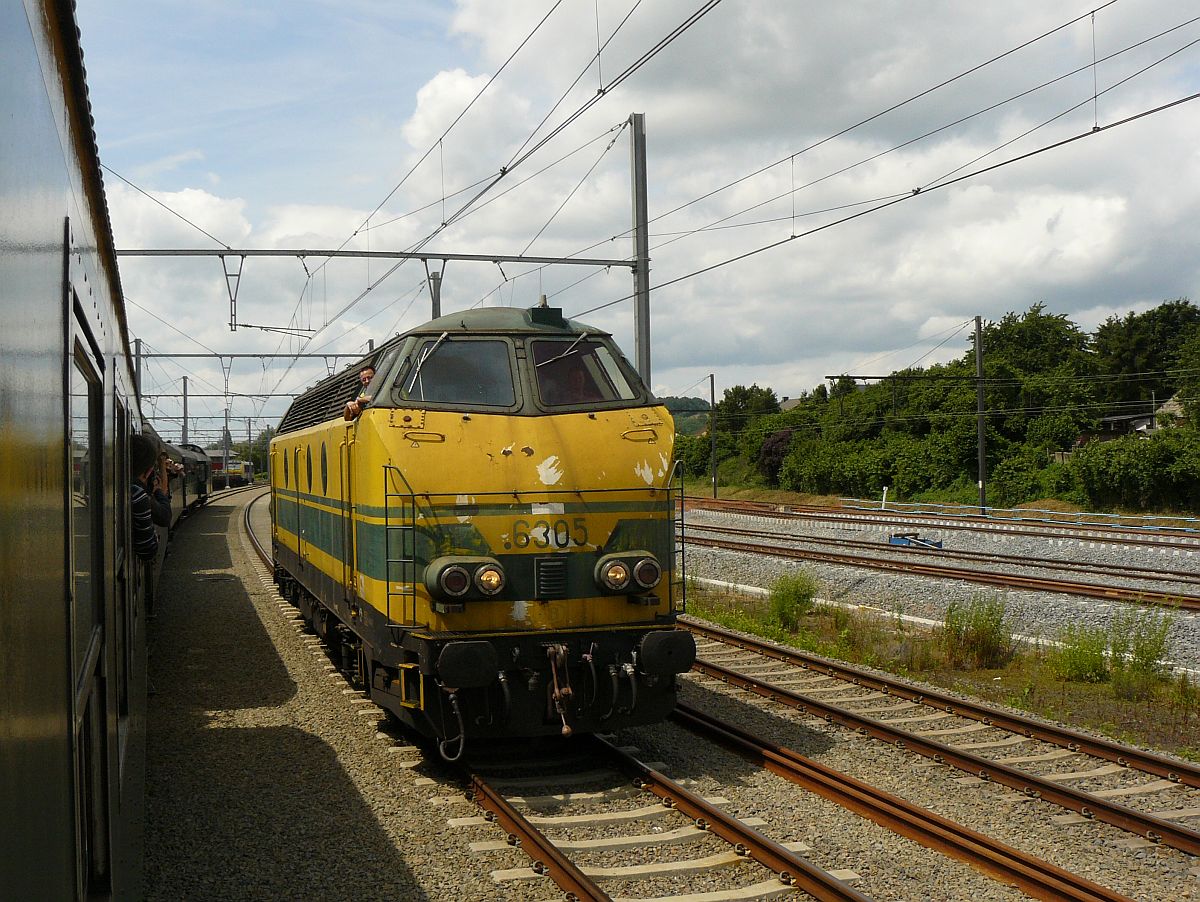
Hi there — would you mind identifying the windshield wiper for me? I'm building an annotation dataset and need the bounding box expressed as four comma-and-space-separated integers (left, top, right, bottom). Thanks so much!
404, 331, 449, 399
535, 331, 590, 368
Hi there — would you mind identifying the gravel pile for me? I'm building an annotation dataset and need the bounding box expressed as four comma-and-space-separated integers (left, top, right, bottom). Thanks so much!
684, 509, 1200, 670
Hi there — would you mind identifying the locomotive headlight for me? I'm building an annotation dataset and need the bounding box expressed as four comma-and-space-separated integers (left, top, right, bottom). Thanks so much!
439, 565, 471, 597
474, 564, 505, 595
632, 557, 662, 590
601, 561, 631, 591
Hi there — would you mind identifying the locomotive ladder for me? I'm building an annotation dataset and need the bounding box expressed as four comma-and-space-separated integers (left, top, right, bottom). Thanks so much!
382, 465, 418, 626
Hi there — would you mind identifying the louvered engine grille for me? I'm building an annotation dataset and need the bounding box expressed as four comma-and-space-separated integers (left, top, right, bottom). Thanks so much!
534, 556, 568, 599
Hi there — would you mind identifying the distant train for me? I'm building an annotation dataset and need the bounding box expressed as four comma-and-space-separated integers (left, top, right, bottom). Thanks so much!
212, 456, 252, 489
1, 1, 152, 897
271, 304, 694, 758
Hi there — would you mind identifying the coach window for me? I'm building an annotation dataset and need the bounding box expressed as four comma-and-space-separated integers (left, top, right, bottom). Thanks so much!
114, 399, 132, 726
70, 345, 104, 674
320, 443, 328, 496
283, 448, 289, 487
306, 446, 313, 492
394, 338, 516, 407
70, 342, 111, 896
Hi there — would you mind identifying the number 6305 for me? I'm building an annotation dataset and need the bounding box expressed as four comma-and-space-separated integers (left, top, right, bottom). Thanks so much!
510, 517, 588, 549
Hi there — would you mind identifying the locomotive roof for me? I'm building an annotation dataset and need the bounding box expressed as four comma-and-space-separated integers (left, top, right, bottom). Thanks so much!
410, 305, 608, 337
276, 306, 614, 434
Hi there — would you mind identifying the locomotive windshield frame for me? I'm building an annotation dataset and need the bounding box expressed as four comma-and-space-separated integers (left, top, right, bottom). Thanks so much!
391, 335, 521, 409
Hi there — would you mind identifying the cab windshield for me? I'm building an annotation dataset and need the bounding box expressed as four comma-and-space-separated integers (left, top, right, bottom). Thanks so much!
531, 338, 638, 406
394, 338, 516, 407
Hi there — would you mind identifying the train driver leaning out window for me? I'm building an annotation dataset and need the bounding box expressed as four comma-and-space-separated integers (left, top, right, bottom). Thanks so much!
344, 364, 377, 421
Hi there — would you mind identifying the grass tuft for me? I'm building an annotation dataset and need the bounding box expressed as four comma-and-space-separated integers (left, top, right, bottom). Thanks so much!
940, 596, 1014, 669
1048, 624, 1109, 683
767, 570, 818, 632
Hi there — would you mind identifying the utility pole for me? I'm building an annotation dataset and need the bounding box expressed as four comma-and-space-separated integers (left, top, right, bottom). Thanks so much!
975, 315, 987, 515
629, 112, 651, 384
134, 338, 142, 396
181, 376, 188, 444
709, 374, 718, 499
223, 407, 231, 490
430, 269, 442, 319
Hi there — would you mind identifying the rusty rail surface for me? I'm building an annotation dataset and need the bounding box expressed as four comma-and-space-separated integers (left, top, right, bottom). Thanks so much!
468, 775, 609, 902
682, 532, 1200, 610
587, 734, 872, 902
683, 619, 1200, 790
688, 520, 1200, 588
673, 704, 1133, 902
687, 651, 1200, 856
682, 496, 1200, 551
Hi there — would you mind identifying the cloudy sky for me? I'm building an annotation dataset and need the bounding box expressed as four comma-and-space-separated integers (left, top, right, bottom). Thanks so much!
75, 1, 1200, 444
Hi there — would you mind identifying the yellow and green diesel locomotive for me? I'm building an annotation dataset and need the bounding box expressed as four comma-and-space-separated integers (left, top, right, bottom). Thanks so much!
270, 304, 693, 756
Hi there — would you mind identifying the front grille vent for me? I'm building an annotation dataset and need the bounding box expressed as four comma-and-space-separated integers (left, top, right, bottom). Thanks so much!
534, 556, 568, 599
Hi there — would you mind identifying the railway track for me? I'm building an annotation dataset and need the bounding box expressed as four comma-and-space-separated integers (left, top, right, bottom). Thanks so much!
684, 497, 1200, 553
683, 618, 1200, 858
243, 491, 1149, 900
687, 521, 1200, 589
681, 527, 1200, 611
467, 735, 868, 901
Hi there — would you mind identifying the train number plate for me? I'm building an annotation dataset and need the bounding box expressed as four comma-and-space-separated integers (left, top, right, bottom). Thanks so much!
507, 517, 588, 550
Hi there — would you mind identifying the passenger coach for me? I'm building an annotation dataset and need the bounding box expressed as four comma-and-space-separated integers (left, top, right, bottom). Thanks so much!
2, 1, 152, 897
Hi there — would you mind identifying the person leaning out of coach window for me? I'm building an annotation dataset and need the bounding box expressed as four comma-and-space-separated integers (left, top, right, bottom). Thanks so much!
344, 364, 376, 421
147, 449, 181, 527
129, 434, 161, 562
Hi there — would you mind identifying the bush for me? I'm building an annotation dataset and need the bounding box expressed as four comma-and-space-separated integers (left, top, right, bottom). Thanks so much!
768, 571, 819, 632
1048, 623, 1109, 682
1108, 608, 1173, 700
941, 596, 1014, 669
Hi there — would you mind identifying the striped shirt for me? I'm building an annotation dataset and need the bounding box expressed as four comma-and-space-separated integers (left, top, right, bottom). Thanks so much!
131, 482, 159, 561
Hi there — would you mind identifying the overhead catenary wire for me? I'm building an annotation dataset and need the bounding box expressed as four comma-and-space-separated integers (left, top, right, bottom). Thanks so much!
274, 0, 727, 375
645, 13, 1200, 259
574, 88, 1200, 319
101, 164, 232, 249
641, 2, 1121, 232
506, 5, 1190, 311
920, 28, 1200, 190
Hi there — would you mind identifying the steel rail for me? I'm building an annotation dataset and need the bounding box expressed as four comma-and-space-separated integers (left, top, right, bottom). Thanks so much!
683, 619, 1200, 790
687, 520, 1200, 587
672, 704, 1133, 902
242, 487, 274, 567
247, 498, 606, 896
683, 497, 1200, 551
587, 734, 872, 902
682, 532, 1200, 610
687, 654, 1200, 856
468, 774, 609, 902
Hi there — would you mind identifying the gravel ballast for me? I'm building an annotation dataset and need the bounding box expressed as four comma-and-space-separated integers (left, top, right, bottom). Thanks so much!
684, 509, 1200, 669
145, 493, 548, 901
143, 493, 1200, 900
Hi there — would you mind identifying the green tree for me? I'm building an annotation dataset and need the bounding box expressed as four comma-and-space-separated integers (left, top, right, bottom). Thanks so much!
1094, 298, 1200, 404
